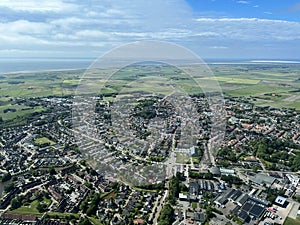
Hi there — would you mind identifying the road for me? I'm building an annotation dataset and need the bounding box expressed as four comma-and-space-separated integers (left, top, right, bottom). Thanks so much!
153, 186, 169, 225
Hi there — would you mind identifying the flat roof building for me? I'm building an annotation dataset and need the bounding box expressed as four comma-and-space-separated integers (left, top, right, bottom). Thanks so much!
250, 173, 276, 187
274, 196, 287, 206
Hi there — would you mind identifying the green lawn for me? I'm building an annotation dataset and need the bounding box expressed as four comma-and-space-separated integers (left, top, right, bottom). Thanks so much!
88, 217, 104, 225
192, 157, 200, 164
0, 106, 44, 121
200, 76, 261, 84
175, 152, 190, 164
191, 202, 198, 209
34, 137, 56, 146
1, 64, 300, 110
10, 200, 41, 215
9, 196, 52, 215
284, 217, 300, 225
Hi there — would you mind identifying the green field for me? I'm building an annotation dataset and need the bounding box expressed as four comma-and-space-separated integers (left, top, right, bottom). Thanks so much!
1, 64, 300, 110
284, 217, 300, 225
88, 216, 104, 225
9, 197, 51, 215
175, 152, 190, 164
0, 105, 44, 121
34, 137, 56, 146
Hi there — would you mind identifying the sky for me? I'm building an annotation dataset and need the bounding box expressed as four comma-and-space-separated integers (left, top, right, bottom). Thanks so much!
0, 0, 300, 60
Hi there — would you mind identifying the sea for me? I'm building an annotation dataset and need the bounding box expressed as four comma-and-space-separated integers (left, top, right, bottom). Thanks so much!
0, 58, 94, 74
0, 58, 300, 74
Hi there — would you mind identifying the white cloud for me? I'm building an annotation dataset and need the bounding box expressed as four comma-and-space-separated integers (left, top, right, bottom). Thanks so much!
210, 46, 228, 49
0, 0, 78, 12
0, 20, 51, 35
0, 0, 299, 59
195, 18, 300, 41
237, 1, 250, 4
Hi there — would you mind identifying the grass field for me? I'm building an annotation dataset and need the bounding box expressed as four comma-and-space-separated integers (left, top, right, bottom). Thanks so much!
34, 137, 56, 146
46, 212, 80, 220
1, 63, 300, 110
9, 200, 41, 215
284, 217, 300, 225
0, 105, 44, 121
88, 216, 104, 225
175, 152, 190, 164
9, 197, 51, 215
199, 76, 260, 84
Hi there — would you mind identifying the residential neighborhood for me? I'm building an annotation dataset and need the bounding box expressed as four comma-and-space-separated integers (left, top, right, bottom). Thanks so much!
0, 94, 299, 225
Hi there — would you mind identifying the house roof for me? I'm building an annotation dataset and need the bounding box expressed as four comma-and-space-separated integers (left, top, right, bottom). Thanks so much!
133, 218, 144, 224
194, 212, 206, 222
275, 196, 287, 206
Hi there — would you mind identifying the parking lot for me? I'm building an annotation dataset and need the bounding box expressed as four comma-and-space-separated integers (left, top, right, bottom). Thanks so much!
259, 202, 294, 225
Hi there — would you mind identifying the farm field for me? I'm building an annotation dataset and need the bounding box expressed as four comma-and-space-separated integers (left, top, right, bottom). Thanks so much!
0, 63, 300, 110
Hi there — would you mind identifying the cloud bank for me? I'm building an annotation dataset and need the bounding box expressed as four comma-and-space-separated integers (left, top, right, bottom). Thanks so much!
0, 0, 299, 59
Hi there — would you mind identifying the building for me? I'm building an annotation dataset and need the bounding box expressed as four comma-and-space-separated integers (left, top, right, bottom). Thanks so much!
250, 173, 276, 187
220, 168, 235, 176
286, 174, 299, 187
240, 202, 265, 220
274, 196, 287, 207
210, 166, 221, 176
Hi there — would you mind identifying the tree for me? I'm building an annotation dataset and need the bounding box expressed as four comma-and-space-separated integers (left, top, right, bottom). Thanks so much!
4, 182, 15, 193
221, 175, 243, 185
11, 197, 22, 210
86, 194, 100, 216
1, 173, 12, 182
168, 175, 180, 205
78, 218, 92, 225
158, 204, 174, 225
49, 167, 57, 175
37, 202, 47, 213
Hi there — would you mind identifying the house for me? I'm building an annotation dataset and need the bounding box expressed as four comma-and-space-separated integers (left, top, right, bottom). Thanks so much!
190, 146, 198, 156
133, 218, 144, 224
194, 212, 206, 223
286, 174, 299, 187
190, 182, 199, 196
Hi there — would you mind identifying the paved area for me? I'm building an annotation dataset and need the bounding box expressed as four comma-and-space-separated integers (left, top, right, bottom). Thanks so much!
259, 201, 295, 225
288, 201, 300, 219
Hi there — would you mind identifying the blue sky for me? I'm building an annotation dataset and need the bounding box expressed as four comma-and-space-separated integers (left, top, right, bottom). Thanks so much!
0, 0, 300, 59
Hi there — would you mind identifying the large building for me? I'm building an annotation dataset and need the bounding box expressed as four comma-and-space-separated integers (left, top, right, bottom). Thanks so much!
250, 173, 277, 187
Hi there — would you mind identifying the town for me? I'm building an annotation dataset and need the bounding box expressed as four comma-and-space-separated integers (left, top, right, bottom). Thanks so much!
0, 93, 299, 225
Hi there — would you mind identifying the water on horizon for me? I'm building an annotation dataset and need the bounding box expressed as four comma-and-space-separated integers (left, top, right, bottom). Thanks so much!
1, 58, 300, 74
0, 58, 94, 74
